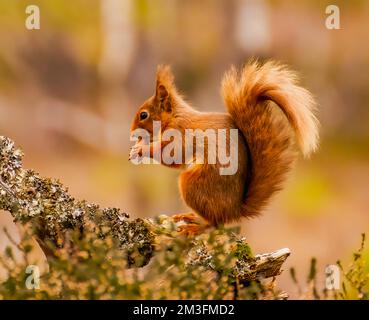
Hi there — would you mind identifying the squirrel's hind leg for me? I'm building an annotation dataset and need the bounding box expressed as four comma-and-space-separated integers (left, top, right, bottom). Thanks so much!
173, 212, 200, 223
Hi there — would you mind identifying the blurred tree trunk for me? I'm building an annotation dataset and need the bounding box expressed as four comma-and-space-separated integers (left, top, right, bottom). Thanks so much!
99, 0, 137, 151
234, 0, 271, 55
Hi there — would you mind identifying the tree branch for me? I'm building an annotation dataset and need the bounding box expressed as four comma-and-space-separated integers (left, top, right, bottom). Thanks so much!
0, 135, 290, 283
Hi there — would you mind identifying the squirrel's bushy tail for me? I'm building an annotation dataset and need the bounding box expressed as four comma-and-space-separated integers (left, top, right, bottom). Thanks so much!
222, 60, 319, 218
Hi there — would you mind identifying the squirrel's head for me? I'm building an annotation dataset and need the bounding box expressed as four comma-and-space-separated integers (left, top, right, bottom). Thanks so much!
130, 65, 178, 139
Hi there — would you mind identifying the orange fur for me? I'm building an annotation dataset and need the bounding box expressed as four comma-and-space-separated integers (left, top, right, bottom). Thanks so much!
130, 61, 319, 225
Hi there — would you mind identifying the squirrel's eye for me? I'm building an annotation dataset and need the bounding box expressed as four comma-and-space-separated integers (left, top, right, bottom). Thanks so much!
140, 111, 149, 121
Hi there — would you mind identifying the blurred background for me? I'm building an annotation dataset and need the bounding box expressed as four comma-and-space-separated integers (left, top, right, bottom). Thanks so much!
0, 0, 368, 298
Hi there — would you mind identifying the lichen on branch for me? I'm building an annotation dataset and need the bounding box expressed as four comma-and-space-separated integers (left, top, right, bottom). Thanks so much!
0, 136, 154, 266
0, 136, 290, 284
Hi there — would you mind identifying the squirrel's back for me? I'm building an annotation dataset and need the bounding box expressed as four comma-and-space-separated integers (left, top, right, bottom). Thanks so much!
222, 60, 319, 219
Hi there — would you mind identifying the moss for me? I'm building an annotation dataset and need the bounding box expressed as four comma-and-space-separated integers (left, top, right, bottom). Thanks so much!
233, 238, 253, 260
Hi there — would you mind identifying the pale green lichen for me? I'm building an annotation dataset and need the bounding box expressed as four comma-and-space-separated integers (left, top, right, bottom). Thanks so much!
0, 136, 154, 267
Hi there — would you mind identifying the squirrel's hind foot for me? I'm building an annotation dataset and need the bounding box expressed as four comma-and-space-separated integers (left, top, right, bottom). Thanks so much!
172, 212, 210, 236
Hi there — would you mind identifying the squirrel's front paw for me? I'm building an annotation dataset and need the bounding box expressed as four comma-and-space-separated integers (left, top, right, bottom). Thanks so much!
129, 144, 143, 162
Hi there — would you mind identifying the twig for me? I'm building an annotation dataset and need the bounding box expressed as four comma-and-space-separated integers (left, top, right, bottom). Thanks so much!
0, 176, 15, 197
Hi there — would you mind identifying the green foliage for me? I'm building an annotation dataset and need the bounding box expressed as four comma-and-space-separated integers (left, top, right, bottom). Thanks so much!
338, 234, 369, 300
289, 234, 369, 300
0, 224, 277, 300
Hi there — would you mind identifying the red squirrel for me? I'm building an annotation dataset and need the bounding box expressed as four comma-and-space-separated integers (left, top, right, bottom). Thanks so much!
129, 60, 319, 233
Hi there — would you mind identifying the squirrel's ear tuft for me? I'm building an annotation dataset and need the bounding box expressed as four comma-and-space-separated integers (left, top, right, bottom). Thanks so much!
155, 65, 175, 111
157, 84, 168, 101
156, 65, 175, 96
